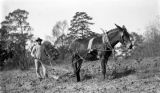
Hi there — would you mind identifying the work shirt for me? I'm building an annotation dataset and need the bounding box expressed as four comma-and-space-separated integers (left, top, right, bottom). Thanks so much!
31, 44, 48, 61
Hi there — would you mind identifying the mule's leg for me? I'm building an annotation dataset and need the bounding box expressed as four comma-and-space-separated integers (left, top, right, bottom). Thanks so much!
72, 55, 76, 75
101, 56, 109, 80
76, 63, 81, 82
72, 55, 78, 81
76, 59, 83, 82
101, 58, 106, 79
72, 55, 83, 82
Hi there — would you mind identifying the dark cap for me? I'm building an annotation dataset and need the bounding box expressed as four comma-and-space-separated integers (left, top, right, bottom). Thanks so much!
35, 37, 42, 42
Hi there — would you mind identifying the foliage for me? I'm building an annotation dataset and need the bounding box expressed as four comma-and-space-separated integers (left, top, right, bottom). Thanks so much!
130, 32, 144, 46
68, 12, 94, 38
45, 35, 56, 45
56, 45, 70, 60
0, 9, 33, 69
52, 20, 68, 37
138, 16, 160, 57
52, 20, 68, 46
0, 44, 14, 70
0, 27, 9, 49
43, 41, 59, 60
127, 16, 160, 58
54, 34, 67, 47
128, 32, 144, 58
144, 16, 160, 42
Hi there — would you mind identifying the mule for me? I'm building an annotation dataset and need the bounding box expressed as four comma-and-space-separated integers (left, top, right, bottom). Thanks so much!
69, 24, 133, 82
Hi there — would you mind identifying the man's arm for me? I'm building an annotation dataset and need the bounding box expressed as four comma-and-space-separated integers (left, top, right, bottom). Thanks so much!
31, 46, 36, 58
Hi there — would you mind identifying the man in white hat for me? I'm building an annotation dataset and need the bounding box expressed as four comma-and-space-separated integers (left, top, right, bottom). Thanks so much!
31, 37, 49, 80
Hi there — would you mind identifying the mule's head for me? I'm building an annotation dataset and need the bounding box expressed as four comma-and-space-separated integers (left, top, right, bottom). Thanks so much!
115, 24, 132, 49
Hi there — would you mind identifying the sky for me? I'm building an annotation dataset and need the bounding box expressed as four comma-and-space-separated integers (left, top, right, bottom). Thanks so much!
0, 0, 159, 39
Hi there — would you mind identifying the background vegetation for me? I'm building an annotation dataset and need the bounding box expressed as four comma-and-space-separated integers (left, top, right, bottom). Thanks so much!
0, 9, 160, 70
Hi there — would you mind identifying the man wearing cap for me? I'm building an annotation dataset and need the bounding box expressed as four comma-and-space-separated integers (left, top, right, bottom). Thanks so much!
31, 37, 49, 80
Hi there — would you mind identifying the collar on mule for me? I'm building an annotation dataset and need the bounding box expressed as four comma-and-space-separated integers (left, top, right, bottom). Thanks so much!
102, 33, 113, 50
102, 33, 116, 60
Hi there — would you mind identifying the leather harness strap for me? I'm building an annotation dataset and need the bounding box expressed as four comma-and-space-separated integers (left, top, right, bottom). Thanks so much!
102, 33, 116, 60
102, 33, 112, 50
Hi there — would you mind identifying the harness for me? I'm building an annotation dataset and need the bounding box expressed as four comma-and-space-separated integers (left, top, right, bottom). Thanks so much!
102, 33, 116, 60
73, 33, 117, 73
87, 33, 114, 52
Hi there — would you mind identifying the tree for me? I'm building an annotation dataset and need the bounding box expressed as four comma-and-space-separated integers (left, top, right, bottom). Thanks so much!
0, 26, 9, 49
0, 26, 8, 41
144, 16, 160, 42
139, 16, 160, 57
52, 20, 68, 46
42, 41, 59, 61
45, 35, 56, 45
130, 32, 144, 47
69, 12, 94, 38
54, 34, 67, 46
1, 9, 33, 69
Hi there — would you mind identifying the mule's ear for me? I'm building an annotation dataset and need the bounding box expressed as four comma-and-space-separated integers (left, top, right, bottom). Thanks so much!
115, 24, 123, 30
122, 25, 126, 30
100, 28, 105, 34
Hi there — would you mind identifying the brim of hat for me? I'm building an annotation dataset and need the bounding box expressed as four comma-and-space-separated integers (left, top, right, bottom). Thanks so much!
36, 39, 42, 41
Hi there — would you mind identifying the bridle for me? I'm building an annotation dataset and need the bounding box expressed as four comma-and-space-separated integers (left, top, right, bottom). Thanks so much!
120, 32, 126, 46
119, 30, 131, 47
102, 29, 129, 60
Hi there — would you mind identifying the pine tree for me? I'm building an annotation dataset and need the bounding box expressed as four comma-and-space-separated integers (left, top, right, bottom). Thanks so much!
69, 12, 94, 38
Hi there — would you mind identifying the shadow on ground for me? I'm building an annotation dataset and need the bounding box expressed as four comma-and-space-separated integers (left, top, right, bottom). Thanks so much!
112, 68, 136, 79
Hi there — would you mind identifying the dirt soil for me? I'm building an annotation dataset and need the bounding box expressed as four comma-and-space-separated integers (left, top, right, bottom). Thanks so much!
1, 57, 160, 93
